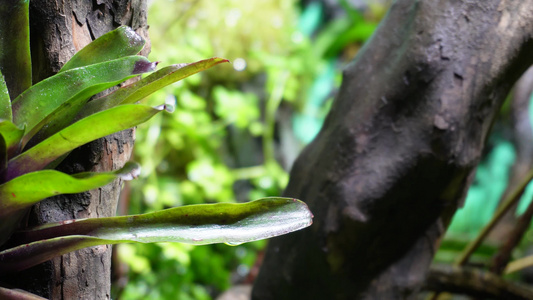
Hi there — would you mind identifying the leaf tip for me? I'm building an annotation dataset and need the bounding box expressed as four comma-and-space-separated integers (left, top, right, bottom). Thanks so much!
133, 60, 159, 74
119, 163, 141, 181
154, 96, 176, 113
164, 96, 176, 113
122, 26, 146, 49
211, 57, 230, 64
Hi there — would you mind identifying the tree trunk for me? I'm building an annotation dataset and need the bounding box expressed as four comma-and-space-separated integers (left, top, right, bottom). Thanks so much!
5, 1, 149, 299
253, 1, 533, 299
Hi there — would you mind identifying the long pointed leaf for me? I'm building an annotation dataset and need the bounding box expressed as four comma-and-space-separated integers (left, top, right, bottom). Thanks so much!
0, 133, 6, 171
1, 198, 313, 272
0, 71, 12, 120
0, 286, 47, 300
0, 162, 140, 246
0, 0, 31, 99
6, 104, 171, 180
80, 58, 228, 118
12, 56, 157, 135
0, 162, 140, 217
0, 120, 24, 158
0, 236, 114, 273
26, 56, 164, 147
60, 26, 145, 72
21, 90, 90, 149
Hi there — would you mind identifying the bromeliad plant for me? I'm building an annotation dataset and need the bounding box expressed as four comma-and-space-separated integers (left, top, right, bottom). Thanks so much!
0, 1, 312, 297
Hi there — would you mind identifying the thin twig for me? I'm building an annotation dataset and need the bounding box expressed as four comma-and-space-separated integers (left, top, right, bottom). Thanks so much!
427, 169, 533, 300
491, 193, 533, 274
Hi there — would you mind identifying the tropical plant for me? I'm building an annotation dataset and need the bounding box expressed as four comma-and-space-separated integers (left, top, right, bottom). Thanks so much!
0, 2, 312, 298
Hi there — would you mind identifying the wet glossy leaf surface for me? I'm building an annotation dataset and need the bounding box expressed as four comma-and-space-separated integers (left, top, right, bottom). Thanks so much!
0, 70, 12, 120
6, 104, 167, 179
1, 198, 313, 272
0, 163, 140, 247
12, 56, 157, 136
0, 162, 140, 217
0, 120, 22, 158
80, 58, 229, 118
60, 26, 145, 72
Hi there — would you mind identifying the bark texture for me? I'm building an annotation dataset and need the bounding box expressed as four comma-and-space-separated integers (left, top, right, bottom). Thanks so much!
253, 1, 533, 299
5, 1, 149, 299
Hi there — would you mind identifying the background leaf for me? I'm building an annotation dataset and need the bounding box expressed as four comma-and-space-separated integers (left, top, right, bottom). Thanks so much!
0, 0, 31, 99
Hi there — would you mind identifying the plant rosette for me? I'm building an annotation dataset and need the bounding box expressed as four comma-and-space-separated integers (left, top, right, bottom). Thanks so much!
0, 3, 312, 298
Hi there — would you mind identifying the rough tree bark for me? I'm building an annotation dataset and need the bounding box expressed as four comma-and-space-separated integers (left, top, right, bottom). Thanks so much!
4, 1, 149, 299
253, 1, 533, 299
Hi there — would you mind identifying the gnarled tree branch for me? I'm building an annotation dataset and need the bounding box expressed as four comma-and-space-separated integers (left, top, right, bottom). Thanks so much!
253, 1, 533, 299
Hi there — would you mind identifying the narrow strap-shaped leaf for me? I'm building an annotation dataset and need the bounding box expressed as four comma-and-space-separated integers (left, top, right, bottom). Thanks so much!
5, 104, 171, 180
12, 56, 157, 134
0, 71, 12, 120
0, 162, 140, 247
21, 89, 90, 149
0, 0, 31, 99
0, 134, 6, 171
79, 58, 229, 118
0, 286, 47, 300
0, 120, 24, 158
60, 26, 146, 72
0, 236, 115, 273
1, 198, 313, 272
0, 162, 140, 217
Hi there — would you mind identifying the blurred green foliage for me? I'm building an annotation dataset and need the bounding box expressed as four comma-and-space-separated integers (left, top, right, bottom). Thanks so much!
116, 1, 384, 299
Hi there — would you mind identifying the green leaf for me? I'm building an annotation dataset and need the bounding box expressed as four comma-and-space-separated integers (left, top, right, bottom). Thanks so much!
0, 162, 140, 247
0, 134, 6, 171
21, 90, 90, 149
0, 162, 140, 217
6, 104, 171, 180
12, 56, 158, 136
1, 198, 313, 272
60, 26, 146, 72
0, 0, 31, 99
80, 58, 229, 118
0, 71, 12, 121
0, 120, 24, 158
